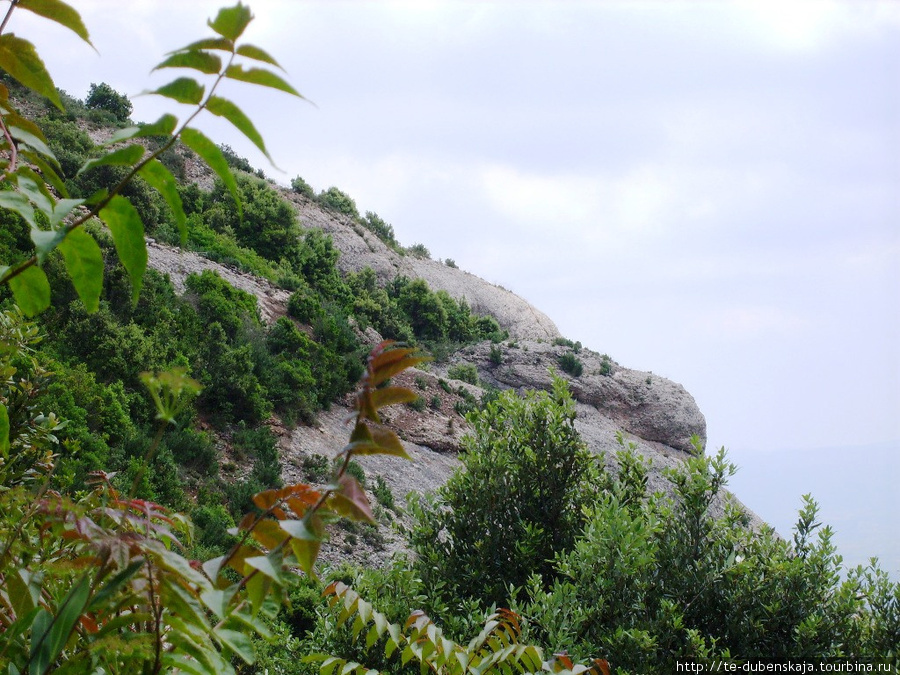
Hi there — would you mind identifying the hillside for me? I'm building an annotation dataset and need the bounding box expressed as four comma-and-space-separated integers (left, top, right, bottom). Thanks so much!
144, 158, 763, 564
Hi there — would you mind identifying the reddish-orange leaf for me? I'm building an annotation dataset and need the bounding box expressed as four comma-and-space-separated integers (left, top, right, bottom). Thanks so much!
237, 512, 256, 532
371, 353, 430, 387
249, 518, 290, 550
371, 386, 418, 410
328, 474, 374, 523
252, 488, 281, 511
593, 659, 611, 675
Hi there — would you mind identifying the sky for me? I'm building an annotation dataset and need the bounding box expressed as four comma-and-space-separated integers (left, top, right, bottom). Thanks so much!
15, 1, 900, 569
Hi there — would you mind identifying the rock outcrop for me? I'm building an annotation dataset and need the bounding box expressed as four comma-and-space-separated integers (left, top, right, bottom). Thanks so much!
144, 177, 764, 563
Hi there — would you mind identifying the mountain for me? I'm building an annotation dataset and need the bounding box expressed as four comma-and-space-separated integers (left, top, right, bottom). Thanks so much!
146, 168, 765, 564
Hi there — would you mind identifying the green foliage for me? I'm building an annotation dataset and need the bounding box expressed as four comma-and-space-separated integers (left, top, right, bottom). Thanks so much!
599, 353, 612, 376
447, 362, 479, 385
406, 242, 430, 259
558, 352, 584, 377
318, 186, 359, 218
553, 336, 581, 352
409, 376, 596, 611
85, 81, 133, 123
373, 474, 395, 511
489, 344, 503, 365
361, 210, 400, 249
291, 174, 316, 198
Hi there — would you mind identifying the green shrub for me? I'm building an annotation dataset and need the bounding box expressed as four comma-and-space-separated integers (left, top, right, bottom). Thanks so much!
489, 344, 503, 365
373, 475, 396, 512
318, 186, 359, 218
600, 353, 612, 376
85, 81, 132, 123
558, 352, 583, 377
408, 396, 426, 412
409, 376, 596, 611
406, 243, 430, 259
291, 174, 316, 198
448, 362, 479, 385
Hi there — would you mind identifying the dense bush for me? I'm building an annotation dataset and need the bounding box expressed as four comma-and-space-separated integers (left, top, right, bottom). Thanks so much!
85, 81, 132, 123
558, 351, 584, 377
409, 376, 596, 611
318, 186, 359, 218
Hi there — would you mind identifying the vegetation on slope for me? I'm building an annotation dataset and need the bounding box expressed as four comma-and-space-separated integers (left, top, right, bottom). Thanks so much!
0, 3, 896, 674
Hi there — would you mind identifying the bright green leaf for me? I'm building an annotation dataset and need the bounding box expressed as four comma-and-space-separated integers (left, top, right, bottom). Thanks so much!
57, 228, 103, 312
214, 627, 256, 664
8, 265, 50, 317
173, 37, 234, 53
154, 49, 222, 75
78, 143, 145, 175
16, 170, 54, 216
23, 152, 67, 197
0, 34, 62, 110
208, 3, 253, 41
205, 95, 271, 162
29, 228, 65, 264
139, 159, 186, 243
0, 190, 36, 226
17, 0, 91, 44
105, 113, 178, 145
180, 127, 241, 216
224, 64, 302, 97
99, 195, 146, 302
153, 77, 205, 105
236, 43, 282, 69
49, 198, 85, 228
9, 125, 56, 162
0, 402, 8, 459
41, 576, 91, 673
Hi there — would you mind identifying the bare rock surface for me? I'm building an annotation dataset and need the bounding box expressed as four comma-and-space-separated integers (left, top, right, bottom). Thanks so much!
146, 238, 290, 325
286, 193, 560, 341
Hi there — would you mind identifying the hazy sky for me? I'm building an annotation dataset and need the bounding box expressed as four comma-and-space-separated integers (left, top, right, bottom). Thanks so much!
16, 1, 899, 563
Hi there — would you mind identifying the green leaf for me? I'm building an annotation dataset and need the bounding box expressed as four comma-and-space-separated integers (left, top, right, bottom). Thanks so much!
22, 151, 67, 197
0, 34, 62, 110
205, 95, 271, 162
36, 576, 91, 675
9, 125, 57, 162
173, 37, 234, 53
180, 127, 241, 216
16, 170, 54, 216
57, 228, 103, 312
329, 475, 375, 523
154, 49, 222, 75
0, 190, 36, 226
49, 198, 85, 228
17, 0, 91, 45
78, 143, 145, 175
224, 64, 302, 97
153, 77, 205, 105
8, 265, 50, 317
104, 113, 178, 145
139, 159, 186, 244
215, 627, 256, 664
0, 403, 9, 459
235, 43, 282, 69
99, 195, 146, 302
29, 227, 65, 264
86, 560, 143, 612
208, 4, 254, 41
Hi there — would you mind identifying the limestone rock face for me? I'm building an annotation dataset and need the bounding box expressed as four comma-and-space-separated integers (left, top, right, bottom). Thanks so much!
287, 193, 561, 341
143, 178, 767, 564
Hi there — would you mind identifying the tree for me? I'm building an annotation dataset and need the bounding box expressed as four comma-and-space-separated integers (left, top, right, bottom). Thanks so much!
85, 81, 133, 123
409, 375, 597, 611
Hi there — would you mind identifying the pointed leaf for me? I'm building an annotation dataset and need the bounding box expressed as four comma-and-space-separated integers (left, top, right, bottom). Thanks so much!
24, 152, 67, 197
152, 77, 205, 105
105, 113, 178, 145
155, 50, 222, 75
0, 402, 8, 458
57, 227, 103, 312
0, 190, 36, 226
139, 159, 186, 243
290, 537, 321, 577
78, 143, 145, 175
86, 560, 143, 612
180, 127, 241, 215
174, 37, 234, 53
8, 265, 50, 316
29, 228, 65, 264
0, 34, 62, 110
17, 0, 91, 44
208, 4, 253, 41
16, 170, 54, 216
99, 195, 146, 302
50, 198, 85, 228
225, 64, 302, 97
329, 475, 374, 523
244, 554, 283, 584
214, 627, 255, 664
42, 576, 91, 671
9, 125, 56, 161
205, 95, 270, 161
236, 43, 283, 69
371, 386, 418, 409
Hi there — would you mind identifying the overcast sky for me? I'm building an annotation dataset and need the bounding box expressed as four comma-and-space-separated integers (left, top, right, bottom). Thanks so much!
17, 1, 899, 566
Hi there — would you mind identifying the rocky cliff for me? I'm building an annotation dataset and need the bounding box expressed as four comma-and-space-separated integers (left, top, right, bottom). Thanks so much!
146, 177, 762, 565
